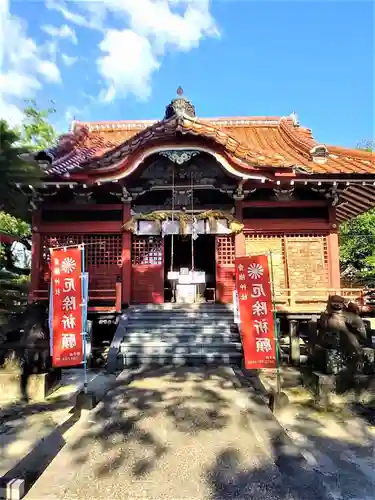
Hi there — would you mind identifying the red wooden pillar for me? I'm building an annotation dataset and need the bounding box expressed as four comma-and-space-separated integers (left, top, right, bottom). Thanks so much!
30, 209, 41, 303
121, 203, 132, 306
234, 199, 245, 256
327, 207, 341, 290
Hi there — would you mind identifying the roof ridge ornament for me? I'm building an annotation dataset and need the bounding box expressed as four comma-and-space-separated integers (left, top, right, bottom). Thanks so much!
290, 111, 299, 126
164, 86, 196, 120
310, 144, 329, 165
159, 149, 199, 165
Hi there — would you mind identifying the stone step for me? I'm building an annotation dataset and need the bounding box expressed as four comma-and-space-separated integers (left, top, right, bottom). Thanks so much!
128, 313, 234, 321
120, 339, 242, 350
122, 332, 240, 343
119, 342, 243, 355
116, 352, 242, 369
126, 320, 233, 328
127, 316, 234, 328
130, 304, 233, 312
125, 323, 236, 333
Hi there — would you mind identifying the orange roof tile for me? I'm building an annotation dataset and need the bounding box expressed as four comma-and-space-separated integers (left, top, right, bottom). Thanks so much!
41, 115, 374, 177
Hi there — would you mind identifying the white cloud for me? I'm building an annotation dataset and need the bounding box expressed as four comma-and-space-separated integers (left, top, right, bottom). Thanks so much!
62, 53, 78, 66
47, 0, 219, 102
0, 0, 61, 126
45, 0, 106, 31
36, 60, 61, 83
0, 72, 41, 98
98, 30, 160, 101
110, 0, 219, 52
41, 23, 78, 44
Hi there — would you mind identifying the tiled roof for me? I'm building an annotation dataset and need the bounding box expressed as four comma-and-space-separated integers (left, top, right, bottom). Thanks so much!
39, 115, 374, 177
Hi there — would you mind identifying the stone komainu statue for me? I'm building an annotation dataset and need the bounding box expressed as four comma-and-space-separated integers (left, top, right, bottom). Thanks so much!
18, 301, 51, 401
20, 301, 50, 373
316, 295, 369, 374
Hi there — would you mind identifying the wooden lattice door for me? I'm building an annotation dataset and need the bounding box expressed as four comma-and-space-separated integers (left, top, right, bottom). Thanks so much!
131, 236, 164, 304
40, 234, 122, 293
216, 236, 235, 304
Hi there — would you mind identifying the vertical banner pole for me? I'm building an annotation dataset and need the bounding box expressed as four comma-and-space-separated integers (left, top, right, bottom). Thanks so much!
171, 162, 175, 272
269, 250, 281, 394
191, 172, 195, 272
81, 244, 88, 395
48, 276, 53, 354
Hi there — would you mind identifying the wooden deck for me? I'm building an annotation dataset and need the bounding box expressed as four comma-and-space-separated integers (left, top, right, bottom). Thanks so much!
32, 284, 122, 314
273, 287, 363, 314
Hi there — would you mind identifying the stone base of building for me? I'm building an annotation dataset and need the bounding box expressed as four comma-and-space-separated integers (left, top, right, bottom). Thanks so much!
302, 369, 375, 411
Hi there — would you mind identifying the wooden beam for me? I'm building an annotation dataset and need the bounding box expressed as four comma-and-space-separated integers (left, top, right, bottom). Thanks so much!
121, 203, 132, 306
234, 199, 245, 256
35, 221, 122, 234
243, 219, 331, 232
242, 200, 328, 208
41, 204, 123, 211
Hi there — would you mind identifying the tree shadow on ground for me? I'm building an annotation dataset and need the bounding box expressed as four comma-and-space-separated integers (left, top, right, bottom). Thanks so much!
262, 400, 375, 499
207, 448, 295, 500
0, 397, 81, 494
0, 395, 75, 455
64, 365, 375, 500
68, 365, 236, 478
206, 414, 375, 500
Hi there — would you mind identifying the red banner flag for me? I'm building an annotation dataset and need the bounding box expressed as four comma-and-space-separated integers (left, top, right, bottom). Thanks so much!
50, 247, 84, 367
235, 255, 277, 370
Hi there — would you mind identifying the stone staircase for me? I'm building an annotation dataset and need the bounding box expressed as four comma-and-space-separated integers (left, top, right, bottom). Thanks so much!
115, 303, 243, 368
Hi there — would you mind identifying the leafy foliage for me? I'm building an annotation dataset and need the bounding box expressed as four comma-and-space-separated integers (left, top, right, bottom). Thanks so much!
18, 99, 57, 151
0, 271, 29, 316
340, 209, 375, 285
0, 214, 31, 282
0, 212, 30, 239
0, 120, 42, 218
0, 102, 57, 340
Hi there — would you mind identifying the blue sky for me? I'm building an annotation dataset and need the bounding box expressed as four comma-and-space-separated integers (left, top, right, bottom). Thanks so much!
1, 0, 374, 148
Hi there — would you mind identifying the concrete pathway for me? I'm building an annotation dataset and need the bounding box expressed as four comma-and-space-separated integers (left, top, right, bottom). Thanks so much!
24, 366, 375, 500
245, 368, 375, 500
25, 366, 302, 500
275, 394, 375, 500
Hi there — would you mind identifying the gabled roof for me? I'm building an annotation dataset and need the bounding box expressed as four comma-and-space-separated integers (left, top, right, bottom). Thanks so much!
35, 113, 374, 178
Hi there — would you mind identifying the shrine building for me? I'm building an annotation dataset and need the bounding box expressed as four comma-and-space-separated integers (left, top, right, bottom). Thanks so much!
25, 89, 375, 314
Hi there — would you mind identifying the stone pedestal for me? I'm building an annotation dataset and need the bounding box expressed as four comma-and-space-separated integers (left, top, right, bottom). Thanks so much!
313, 346, 375, 375
0, 369, 62, 404
313, 346, 343, 374
75, 390, 97, 411
289, 320, 300, 366
363, 347, 375, 374
302, 369, 375, 410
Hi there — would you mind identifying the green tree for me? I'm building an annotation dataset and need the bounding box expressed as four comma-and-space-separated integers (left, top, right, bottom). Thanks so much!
0, 101, 57, 218
339, 141, 375, 284
0, 212, 31, 273
0, 120, 43, 218
18, 99, 57, 150
0, 102, 57, 341
340, 209, 375, 285
1, 101, 57, 271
